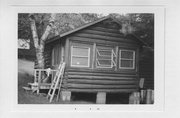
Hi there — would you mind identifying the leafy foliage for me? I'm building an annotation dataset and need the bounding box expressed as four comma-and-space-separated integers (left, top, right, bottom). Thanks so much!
110, 13, 154, 48
47, 13, 101, 39
18, 13, 154, 49
18, 14, 32, 39
18, 13, 100, 42
132, 14, 154, 48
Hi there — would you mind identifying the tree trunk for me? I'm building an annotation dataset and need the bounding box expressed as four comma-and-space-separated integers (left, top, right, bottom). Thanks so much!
36, 48, 45, 69
29, 15, 39, 49
29, 13, 57, 69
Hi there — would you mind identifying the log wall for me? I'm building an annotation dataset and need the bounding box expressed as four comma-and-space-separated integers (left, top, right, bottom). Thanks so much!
44, 43, 53, 68
61, 19, 140, 93
139, 49, 154, 89
44, 18, 150, 93
62, 69, 139, 93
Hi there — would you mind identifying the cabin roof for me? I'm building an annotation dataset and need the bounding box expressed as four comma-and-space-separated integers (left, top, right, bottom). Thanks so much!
46, 16, 145, 45
46, 16, 110, 43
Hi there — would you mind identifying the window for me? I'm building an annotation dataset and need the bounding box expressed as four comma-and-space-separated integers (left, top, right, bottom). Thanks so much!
52, 44, 61, 66
71, 46, 90, 67
119, 50, 135, 69
96, 47, 116, 68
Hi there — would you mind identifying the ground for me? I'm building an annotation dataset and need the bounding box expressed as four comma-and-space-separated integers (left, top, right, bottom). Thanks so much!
18, 59, 50, 104
18, 59, 129, 104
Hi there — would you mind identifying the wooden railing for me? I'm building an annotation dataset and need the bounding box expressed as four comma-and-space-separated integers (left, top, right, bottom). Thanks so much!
34, 69, 58, 85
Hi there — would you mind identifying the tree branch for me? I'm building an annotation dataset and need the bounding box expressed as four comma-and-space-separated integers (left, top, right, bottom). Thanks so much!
39, 13, 57, 54
40, 13, 56, 42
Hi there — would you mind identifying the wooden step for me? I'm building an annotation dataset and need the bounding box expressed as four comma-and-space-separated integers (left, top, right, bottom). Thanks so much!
22, 86, 32, 91
28, 82, 38, 86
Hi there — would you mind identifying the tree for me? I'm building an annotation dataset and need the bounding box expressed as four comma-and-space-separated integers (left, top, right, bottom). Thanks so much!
110, 13, 154, 48
18, 13, 100, 69
28, 13, 57, 69
19, 13, 154, 69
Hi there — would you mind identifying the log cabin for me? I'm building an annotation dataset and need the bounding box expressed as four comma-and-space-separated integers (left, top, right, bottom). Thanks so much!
33, 16, 153, 103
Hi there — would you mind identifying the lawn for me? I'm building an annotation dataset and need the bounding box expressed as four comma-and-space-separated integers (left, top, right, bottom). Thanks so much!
18, 59, 51, 104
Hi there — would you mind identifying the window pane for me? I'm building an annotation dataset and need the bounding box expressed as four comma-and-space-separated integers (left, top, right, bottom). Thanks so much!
72, 47, 89, 56
121, 50, 134, 59
72, 57, 89, 66
120, 60, 133, 68
97, 54, 111, 60
96, 47, 114, 68
98, 50, 112, 56
97, 60, 112, 67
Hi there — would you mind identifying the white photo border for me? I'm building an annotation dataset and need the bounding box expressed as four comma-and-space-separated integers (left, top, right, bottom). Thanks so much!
0, 2, 166, 116
13, 6, 164, 112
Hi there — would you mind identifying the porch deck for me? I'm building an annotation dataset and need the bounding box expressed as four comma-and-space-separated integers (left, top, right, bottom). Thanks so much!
31, 69, 59, 93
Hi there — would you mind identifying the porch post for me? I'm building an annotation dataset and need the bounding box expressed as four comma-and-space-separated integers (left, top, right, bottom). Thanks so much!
60, 90, 71, 101
96, 92, 106, 104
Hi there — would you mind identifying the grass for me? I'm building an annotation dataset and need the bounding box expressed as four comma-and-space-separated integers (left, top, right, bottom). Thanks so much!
18, 59, 50, 104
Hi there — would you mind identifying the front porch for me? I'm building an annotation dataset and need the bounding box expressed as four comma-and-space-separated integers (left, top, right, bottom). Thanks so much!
28, 69, 59, 94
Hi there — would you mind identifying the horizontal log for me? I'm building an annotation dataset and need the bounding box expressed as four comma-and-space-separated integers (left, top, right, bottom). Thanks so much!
38, 84, 139, 92
66, 68, 137, 75
64, 88, 137, 93
67, 74, 137, 80
79, 29, 124, 38
96, 22, 120, 29
66, 79, 138, 85
64, 83, 137, 89
66, 71, 138, 77
73, 33, 137, 44
89, 26, 120, 34
69, 36, 139, 47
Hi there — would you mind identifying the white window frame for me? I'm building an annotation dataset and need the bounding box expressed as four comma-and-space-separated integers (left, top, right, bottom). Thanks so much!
119, 49, 135, 69
71, 46, 90, 67
96, 47, 116, 68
